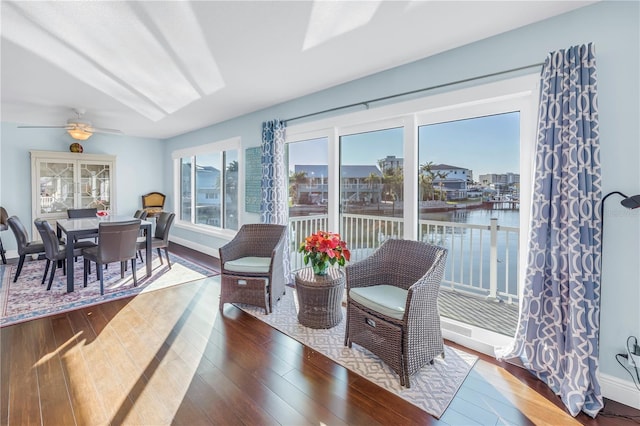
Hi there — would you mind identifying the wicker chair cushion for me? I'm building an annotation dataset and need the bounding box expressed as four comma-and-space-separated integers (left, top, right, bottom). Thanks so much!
224, 256, 271, 274
349, 285, 407, 320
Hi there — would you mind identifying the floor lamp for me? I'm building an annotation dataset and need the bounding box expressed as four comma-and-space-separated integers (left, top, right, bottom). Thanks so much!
601, 191, 640, 391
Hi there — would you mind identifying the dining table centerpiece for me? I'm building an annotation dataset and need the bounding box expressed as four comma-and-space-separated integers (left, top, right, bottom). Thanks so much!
299, 230, 350, 275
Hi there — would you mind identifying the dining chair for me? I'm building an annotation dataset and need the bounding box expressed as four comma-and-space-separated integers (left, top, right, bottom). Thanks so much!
33, 219, 96, 290
81, 219, 141, 295
141, 192, 165, 218
67, 208, 100, 243
136, 212, 175, 267
0, 207, 8, 264
133, 209, 148, 261
6, 216, 46, 282
344, 239, 448, 388
133, 209, 148, 220
67, 208, 98, 218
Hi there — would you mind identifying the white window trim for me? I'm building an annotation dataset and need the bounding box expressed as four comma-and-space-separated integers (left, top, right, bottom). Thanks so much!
286, 74, 540, 356
172, 136, 243, 238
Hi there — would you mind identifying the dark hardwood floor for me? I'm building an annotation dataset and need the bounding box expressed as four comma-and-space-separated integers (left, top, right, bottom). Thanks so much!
1, 243, 638, 425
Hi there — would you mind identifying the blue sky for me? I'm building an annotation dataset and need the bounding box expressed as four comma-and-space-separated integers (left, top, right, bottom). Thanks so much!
288, 111, 520, 177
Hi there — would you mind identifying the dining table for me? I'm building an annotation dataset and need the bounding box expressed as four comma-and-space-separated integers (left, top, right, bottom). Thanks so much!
56, 216, 153, 293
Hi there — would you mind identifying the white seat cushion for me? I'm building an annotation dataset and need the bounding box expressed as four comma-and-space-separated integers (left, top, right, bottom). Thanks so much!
350, 285, 408, 320
224, 256, 271, 274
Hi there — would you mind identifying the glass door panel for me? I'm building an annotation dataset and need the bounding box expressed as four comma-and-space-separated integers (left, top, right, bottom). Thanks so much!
418, 112, 520, 337
79, 162, 111, 210
339, 128, 403, 262
286, 137, 329, 270
38, 160, 75, 215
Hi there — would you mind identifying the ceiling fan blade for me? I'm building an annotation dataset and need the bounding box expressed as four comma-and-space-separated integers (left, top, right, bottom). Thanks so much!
91, 127, 123, 135
17, 125, 68, 129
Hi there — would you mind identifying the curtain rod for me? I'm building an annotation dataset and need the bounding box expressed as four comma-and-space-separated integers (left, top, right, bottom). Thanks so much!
284, 62, 544, 124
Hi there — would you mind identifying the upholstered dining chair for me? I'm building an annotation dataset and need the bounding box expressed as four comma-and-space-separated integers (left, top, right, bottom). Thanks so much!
67, 208, 100, 242
133, 209, 149, 261
135, 211, 175, 267
33, 219, 96, 290
141, 192, 166, 218
81, 219, 141, 295
133, 209, 148, 221
67, 208, 98, 218
7, 216, 45, 282
218, 223, 287, 314
0, 207, 8, 264
344, 239, 448, 388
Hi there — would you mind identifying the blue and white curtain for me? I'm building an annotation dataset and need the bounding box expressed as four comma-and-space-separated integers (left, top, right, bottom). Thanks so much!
261, 119, 292, 283
497, 43, 603, 417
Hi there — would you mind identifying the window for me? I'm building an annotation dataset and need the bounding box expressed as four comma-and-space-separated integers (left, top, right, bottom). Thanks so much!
173, 137, 240, 232
285, 74, 539, 354
286, 137, 329, 270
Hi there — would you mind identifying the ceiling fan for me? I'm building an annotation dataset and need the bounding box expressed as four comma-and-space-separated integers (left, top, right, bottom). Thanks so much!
17, 108, 123, 141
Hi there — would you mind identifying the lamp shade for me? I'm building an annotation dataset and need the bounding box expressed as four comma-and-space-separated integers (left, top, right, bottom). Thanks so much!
67, 128, 92, 140
621, 194, 640, 209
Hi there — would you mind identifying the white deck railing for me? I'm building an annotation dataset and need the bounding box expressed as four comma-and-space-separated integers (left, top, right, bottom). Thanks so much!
419, 217, 519, 303
288, 213, 520, 304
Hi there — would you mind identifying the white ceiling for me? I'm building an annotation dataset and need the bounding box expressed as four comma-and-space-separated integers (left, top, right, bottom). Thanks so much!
1, 1, 595, 140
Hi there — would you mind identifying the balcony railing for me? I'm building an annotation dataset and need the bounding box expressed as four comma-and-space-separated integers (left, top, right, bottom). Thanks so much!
288, 214, 520, 304
419, 217, 519, 303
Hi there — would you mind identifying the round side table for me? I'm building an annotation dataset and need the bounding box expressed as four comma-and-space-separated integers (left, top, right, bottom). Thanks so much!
295, 267, 345, 329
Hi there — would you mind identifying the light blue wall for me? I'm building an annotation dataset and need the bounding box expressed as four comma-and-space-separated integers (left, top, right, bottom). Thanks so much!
0, 123, 164, 246
163, 1, 640, 386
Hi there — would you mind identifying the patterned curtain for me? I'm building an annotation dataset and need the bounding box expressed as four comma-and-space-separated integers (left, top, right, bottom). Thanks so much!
261, 119, 292, 283
496, 43, 603, 417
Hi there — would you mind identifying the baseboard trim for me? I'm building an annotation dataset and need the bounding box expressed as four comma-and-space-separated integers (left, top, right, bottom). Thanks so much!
599, 372, 640, 409
169, 236, 220, 259
441, 317, 513, 357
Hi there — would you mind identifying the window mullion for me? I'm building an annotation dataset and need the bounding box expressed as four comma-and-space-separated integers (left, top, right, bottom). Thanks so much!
190, 155, 196, 224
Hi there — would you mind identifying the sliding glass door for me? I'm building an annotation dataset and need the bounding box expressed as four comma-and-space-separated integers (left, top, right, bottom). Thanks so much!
339, 127, 403, 262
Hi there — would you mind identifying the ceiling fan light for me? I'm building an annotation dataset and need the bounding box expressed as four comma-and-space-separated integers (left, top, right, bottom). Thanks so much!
67, 128, 92, 140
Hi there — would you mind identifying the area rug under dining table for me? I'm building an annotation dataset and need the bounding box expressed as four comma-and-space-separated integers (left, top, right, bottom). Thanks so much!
236, 286, 478, 419
0, 252, 217, 327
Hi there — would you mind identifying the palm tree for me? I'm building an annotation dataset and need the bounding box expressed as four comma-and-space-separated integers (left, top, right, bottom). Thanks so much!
419, 162, 436, 201
435, 171, 448, 201
365, 172, 381, 205
289, 171, 308, 203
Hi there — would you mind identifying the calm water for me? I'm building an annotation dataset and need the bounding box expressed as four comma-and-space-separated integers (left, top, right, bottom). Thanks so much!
422, 208, 521, 298
422, 208, 520, 227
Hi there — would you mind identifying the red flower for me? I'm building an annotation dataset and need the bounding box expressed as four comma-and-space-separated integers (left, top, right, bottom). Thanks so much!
299, 231, 350, 268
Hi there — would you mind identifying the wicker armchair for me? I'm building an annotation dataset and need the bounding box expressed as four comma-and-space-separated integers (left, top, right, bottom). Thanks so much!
219, 224, 287, 314
344, 239, 448, 388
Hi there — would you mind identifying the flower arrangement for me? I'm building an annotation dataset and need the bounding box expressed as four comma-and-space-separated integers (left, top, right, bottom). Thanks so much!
299, 231, 350, 275
96, 210, 109, 218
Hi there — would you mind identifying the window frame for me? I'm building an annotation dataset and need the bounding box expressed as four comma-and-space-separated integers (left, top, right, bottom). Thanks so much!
286, 74, 539, 354
172, 136, 242, 238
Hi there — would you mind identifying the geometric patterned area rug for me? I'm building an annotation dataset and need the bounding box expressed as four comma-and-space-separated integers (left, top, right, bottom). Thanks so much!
0, 252, 217, 327
236, 286, 478, 419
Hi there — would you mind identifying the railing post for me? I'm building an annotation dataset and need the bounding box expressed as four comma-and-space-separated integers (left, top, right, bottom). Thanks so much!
487, 217, 501, 302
